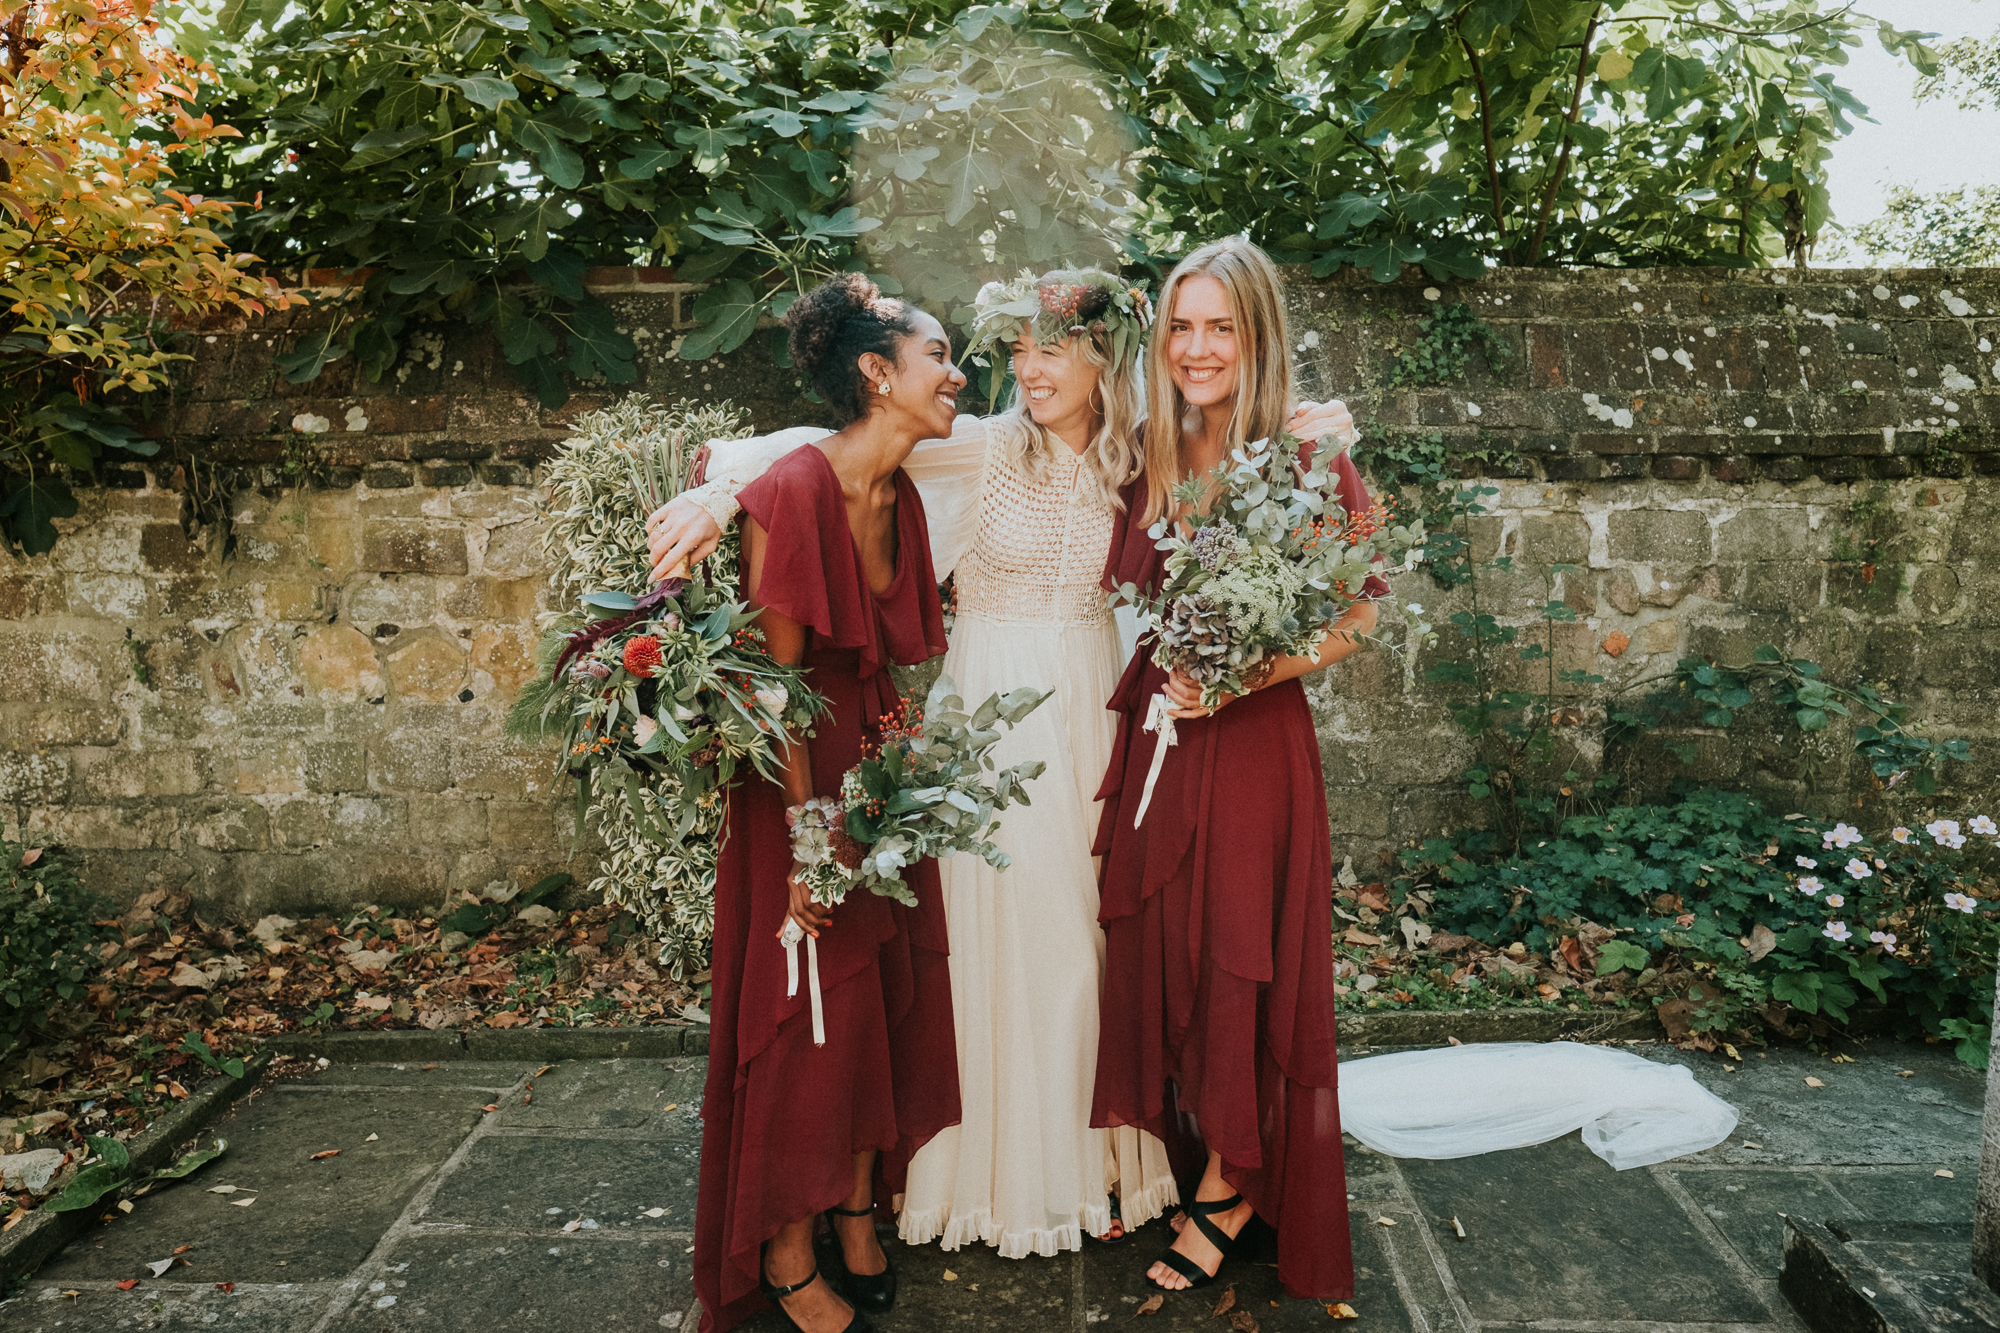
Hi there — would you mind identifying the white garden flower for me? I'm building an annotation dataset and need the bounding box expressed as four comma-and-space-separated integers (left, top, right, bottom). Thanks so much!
1926, 819, 1961, 844
1797, 876, 1822, 895
1891, 827, 1911, 843
1825, 893, 1845, 909
1795, 855, 1817, 868
1823, 921, 1852, 942
1971, 815, 1998, 836
1844, 858, 1872, 880
1943, 833, 1968, 850
1822, 823, 1863, 849
1405, 603, 1424, 616
634, 716, 659, 746
1873, 858, 1886, 869
1868, 930, 1898, 948
1945, 892, 1978, 914
754, 685, 790, 716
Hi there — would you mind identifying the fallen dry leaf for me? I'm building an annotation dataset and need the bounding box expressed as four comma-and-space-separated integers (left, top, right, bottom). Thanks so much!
481, 1103, 499, 1113
216, 1282, 235, 1294
364, 1133, 379, 1142
1133, 1293, 1163, 1317
147, 1259, 175, 1277
116, 1200, 134, 1214
207, 1184, 245, 1195
562, 1219, 582, 1233
663, 1102, 679, 1112
309, 1149, 341, 1160
20, 847, 43, 868
1342, 926, 1382, 947
1210, 1284, 1237, 1317
1938, 1169, 1956, 1179
423, 1064, 440, 1072
1743, 1141, 1764, 1150
229, 1197, 255, 1207
167, 1081, 189, 1099
942, 1269, 958, 1281
1830, 1054, 1855, 1064
171, 1245, 194, 1256
116, 1279, 139, 1291
1326, 1302, 1359, 1319
642, 1207, 667, 1219
523, 1091, 533, 1105
60, 1290, 81, 1300
1450, 1216, 1466, 1240
1804, 1077, 1826, 1088
1897, 1069, 1916, 1078
1374, 1216, 1397, 1227
1226, 1312, 1259, 1332
533, 1064, 554, 1077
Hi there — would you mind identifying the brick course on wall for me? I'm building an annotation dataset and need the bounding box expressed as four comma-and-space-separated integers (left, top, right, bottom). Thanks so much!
2, 265, 1995, 914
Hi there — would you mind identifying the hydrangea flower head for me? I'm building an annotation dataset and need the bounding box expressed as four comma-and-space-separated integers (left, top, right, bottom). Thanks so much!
1844, 858, 1872, 880
1797, 876, 1822, 895
1822, 921, 1852, 942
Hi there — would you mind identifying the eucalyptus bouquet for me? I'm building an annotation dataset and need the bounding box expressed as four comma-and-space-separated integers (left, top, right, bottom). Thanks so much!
1115, 433, 1431, 709
1111, 433, 1430, 826
788, 677, 1052, 909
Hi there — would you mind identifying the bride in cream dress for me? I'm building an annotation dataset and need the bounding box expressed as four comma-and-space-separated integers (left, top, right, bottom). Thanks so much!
647, 269, 1353, 1259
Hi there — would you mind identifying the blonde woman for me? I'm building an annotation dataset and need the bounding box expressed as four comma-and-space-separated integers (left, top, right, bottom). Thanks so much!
1091, 237, 1381, 1302
647, 268, 1352, 1260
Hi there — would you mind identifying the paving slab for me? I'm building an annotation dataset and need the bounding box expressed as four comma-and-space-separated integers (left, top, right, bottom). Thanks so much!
285, 1061, 528, 1090
492, 1057, 705, 1132
7, 1280, 339, 1332
422, 1133, 702, 1231
1399, 1134, 1771, 1324
321, 1230, 692, 1333
36, 1085, 489, 1285
1667, 1166, 1854, 1271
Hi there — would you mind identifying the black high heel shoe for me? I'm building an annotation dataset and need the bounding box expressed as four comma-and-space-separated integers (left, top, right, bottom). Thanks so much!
825, 1202, 898, 1314
759, 1263, 873, 1333
1145, 1193, 1262, 1292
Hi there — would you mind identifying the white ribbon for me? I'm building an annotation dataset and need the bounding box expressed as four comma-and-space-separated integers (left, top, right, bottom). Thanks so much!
1134, 692, 1179, 828
779, 917, 826, 1047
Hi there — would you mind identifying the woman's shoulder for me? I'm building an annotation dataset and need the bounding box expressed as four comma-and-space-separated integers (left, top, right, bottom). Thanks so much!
741, 438, 834, 506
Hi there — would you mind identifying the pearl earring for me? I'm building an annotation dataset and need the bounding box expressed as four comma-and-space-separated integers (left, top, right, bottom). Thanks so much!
877, 381, 892, 395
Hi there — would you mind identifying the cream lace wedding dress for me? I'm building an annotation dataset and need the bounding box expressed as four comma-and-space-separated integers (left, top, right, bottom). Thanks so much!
686, 418, 1177, 1257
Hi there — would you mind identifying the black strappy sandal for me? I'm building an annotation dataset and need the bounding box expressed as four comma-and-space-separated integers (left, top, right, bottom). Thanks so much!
1145, 1193, 1256, 1292
759, 1263, 873, 1333
825, 1203, 897, 1315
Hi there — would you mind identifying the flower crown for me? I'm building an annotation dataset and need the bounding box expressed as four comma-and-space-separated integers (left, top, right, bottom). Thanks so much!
966, 267, 1152, 373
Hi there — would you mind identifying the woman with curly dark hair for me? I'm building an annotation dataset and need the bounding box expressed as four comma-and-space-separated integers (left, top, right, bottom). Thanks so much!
691, 273, 965, 1333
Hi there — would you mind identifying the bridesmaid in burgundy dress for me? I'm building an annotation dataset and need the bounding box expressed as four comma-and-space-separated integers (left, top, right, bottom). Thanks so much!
695, 274, 963, 1333
1091, 238, 1385, 1302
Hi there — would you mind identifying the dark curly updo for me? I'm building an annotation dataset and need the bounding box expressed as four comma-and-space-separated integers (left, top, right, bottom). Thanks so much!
786, 273, 920, 425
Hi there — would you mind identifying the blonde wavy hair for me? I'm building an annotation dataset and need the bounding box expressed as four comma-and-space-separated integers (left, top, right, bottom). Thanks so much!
1139, 237, 1293, 526
989, 323, 1145, 512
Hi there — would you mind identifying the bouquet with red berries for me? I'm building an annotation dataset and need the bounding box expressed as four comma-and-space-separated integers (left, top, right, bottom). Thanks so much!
787, 677, 1051, 909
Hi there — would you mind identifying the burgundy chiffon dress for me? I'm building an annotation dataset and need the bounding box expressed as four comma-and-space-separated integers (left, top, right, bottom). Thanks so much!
1089, 448, 1387, 1302
695, 446, 959, 1333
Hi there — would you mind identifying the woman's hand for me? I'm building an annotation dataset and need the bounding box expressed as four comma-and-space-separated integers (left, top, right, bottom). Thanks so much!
1164, 667, 1237, 720
783, 862, 833, 939
645, 497, 724, 582
1285, 398, 1357, 450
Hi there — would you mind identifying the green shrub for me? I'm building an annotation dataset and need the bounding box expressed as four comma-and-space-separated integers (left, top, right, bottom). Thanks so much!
1, 841, 110, 1057
1410, 790, 2000, 1064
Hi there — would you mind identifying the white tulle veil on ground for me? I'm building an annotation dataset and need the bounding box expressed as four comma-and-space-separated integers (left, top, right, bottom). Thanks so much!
1337, 1041, 1740, 1171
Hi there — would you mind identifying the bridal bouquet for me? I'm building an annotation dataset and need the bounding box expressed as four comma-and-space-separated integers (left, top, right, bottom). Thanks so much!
511, 427, 826, 841
787, 677, 1052, 909
1112, 432, 1430, 824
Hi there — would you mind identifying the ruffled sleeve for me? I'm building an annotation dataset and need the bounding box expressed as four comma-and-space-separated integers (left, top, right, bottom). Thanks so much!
736, 447, 858, 648
679, 426, 830, 531
899, 414, 990, 580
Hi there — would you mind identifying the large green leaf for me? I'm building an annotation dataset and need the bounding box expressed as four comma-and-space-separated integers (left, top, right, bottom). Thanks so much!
514, 119, 586, 189
934, 146, 1003, 227
1, 476, 79, 556
678, 280, 763, 360
343, 126, 430, 171
451, 76, 520, 110
566, 298, 638, 383
387, 258, 475, 296
617, 141, 684, 179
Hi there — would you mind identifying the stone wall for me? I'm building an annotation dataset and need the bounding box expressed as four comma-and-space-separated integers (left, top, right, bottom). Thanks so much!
2, 265, 1995, 915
